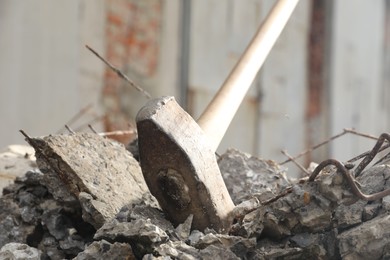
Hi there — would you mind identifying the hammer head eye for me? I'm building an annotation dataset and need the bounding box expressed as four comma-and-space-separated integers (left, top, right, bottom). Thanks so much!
157, 168, 191, 210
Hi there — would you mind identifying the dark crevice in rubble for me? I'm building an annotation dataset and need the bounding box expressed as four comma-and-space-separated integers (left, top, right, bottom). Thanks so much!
26, 223, 44, 248
336, 222, 362, 234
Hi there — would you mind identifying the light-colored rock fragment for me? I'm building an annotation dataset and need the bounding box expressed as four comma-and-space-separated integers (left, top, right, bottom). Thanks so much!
338, 214, 390, 260
0, 145, 36, 194
0, 242, 41, 260
27, 133, 156, 227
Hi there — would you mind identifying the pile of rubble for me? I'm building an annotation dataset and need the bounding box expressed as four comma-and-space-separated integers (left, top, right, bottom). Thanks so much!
0, 133, 390, 259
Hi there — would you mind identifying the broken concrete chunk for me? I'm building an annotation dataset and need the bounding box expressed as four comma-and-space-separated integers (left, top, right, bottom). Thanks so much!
254, 239, 304, 259
338, 214, 390, 260
187, 230, 204, 246
127, 205, 173, 231
199, 244, 241, 259
357, 165, 390, 194
38, 162, 77, 204
193, 233, 256, 253
154, 241, 241, 260
382, 196, 390, 211
0, 242, 42, 260
174, 214, 193, 241
26, 133, 157, 227
94, 218, 169, 257
153, 241, 200, 259
334, 200, 365, 229
317, 169, 347, 202
296, 204, 332, 232
230, 207, 265, 238
78, 192, 109, 229
219, 149, 290, 204
74, 240, 136, 260
362, 203, 381, 221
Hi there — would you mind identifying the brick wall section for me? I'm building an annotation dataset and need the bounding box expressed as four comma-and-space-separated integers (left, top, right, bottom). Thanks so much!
103, 0, 162, 143
305, 0, 327, 164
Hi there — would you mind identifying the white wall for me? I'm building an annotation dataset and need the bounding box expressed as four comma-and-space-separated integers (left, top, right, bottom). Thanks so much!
0, 1, 106, 147
328, 1, 387, 162
79, 0, 106, 131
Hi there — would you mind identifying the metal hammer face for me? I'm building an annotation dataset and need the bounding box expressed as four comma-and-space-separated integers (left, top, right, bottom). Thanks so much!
136, 96, 235, 232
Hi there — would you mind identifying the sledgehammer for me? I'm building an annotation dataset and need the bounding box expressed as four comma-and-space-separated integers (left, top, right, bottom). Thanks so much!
136, 0, 299, 232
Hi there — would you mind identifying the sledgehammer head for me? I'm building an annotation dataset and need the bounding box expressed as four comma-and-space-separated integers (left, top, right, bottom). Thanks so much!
136, 96, 235, 232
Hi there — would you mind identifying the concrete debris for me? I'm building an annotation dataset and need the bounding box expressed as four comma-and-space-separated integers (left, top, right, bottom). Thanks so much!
0, 242, 42, 260
94, 219, 169, 258
0, 169, 95, 259
26, 133, 158, 228
219, 149, 291, 204
1, 140, 390, 259
74, 240, 136, 260
174, 214, 193, 241
338, 214, 390, 259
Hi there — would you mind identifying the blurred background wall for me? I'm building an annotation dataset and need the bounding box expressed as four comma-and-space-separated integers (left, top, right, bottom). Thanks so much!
1, 0, 390, 176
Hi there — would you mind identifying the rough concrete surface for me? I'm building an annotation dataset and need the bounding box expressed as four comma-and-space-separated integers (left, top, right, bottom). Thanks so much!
26, 133, 157, 228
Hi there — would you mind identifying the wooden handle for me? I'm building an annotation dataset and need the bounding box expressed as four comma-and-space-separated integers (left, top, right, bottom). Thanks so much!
197, 0, 299, 151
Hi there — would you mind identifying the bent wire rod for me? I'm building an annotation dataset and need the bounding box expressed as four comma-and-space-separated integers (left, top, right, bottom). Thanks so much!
309, 133, 390, 201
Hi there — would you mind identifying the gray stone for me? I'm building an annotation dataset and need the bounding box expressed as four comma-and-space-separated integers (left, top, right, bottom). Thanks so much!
27, 133, 157, 228
296, 204, 332, 232
2, 139, 390, 259
187, 230, 204, 246
74, 240, 136, 260
127, 205, 173, 231
231, 197, 261, 219
39, 233, 66, 259
262, 212, 292, 240
219, 149, 290, 204
362, 203, 381, 221
142, 255, 171, 260
317, 169, 347, 202
41, 208, 73, 240
39, 165, 77, 204
20, 206, 41, 224
357, 165, 390, 194
94, 219, 168, 257
338, 214, 390, 260
334, 200, 365, 229
0, 161, 96, 258
59, 235, 86, 255
254, 239, 304, 259
78, 192, 108, 229
154, 241, 200, 259
0, 242, 41, 260
0, 214, 36, 248
288, 231, 335, 258
383, 195, 390, 211
230, 207, 264, 238
154, 241, 241, 260
199, 244, 240, 259
193, 233, 256, 253
174, 214, 193, 241
290, 232, 320, 248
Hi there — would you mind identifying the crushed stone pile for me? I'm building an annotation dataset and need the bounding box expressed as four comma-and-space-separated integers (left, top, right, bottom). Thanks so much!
0, 134, 389, 259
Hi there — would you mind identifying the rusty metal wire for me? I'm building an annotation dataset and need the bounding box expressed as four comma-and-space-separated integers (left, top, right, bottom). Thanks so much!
309, 133, 390, 201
